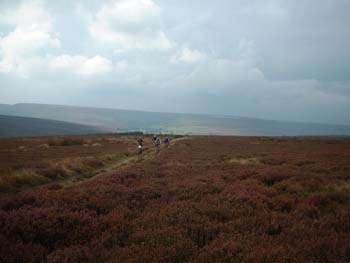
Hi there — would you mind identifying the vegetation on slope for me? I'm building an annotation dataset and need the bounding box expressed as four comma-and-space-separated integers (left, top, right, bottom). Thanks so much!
0, 135, 138, 193
2, 103, 350, 136
0, 115, 107, 137
0, 136, 349, 262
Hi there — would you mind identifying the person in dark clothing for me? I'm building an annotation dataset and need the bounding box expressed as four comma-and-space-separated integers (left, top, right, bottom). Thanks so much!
152, 135, 157, 144
164, 137, 170, 147
137, 137, 144, 147
137, 137, 144, 154
155, 136, 161, 154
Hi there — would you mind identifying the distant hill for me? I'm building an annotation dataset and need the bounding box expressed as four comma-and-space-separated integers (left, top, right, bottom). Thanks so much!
0, 115, 107, 138
0, 103, 350, 136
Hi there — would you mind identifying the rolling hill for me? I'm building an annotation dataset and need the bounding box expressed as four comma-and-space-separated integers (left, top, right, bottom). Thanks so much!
0, 115, 107, 137
0, 103, 350, 136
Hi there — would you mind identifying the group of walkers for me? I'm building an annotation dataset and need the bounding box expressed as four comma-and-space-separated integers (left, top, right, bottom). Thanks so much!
137, 135, 170, 154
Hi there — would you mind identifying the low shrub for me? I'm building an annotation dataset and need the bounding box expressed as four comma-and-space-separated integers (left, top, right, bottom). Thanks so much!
48, 137, 86, 146
0, 177, 12, 193
261, 174, 286, 187
13, 170, 49, 186
40, 163, 72, 179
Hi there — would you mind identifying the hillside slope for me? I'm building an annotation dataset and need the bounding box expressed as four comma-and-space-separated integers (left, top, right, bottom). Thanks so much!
1, 103, 350, 136
0, 115, 106, 137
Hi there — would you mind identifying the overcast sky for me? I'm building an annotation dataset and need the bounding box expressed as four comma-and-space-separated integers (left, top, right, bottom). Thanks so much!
0, 0, 349, 124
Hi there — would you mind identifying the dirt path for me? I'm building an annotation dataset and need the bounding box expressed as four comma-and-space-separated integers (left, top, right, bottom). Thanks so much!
61, 136, 190, 188
0, 136, 189, 198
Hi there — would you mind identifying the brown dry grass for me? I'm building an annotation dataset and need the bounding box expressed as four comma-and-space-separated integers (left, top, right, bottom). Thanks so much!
0, 170, 49, 192
0, 135, 178, 194
0, 154, 128, 193
228, 157, 261, 165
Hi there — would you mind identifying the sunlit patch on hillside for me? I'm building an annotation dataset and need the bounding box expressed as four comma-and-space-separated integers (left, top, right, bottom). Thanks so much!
228, 157, 261, 165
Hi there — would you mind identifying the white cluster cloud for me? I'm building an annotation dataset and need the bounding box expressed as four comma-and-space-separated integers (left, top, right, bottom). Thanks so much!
49, 55, 113, 75
0, 0, 59, 77
89, 0, 174, 51
166, 39, 264, 92
170, 47, 207, 64
0, 0, 115, 78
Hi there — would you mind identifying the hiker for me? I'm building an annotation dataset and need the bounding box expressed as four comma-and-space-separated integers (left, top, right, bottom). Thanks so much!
152, 134, 157, 144
137, 137, 144, 154
137, 137, 144, 147
164, 137, 170, 147
155, 136, 161, 154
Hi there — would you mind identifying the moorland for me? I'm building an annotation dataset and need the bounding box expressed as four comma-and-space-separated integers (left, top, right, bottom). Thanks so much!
0, 135, 349, 262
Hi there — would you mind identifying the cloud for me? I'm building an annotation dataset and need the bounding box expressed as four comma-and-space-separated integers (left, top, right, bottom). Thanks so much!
167, 38, 263, 90
0, 0, 349, 125
170, 47, 207, 64
240, 0, 289, 19
0, 0, 60, 77
49, 55, 113, 75
0, 1, 112, 78
89, 0, 174, 51
160, 36, 349, 124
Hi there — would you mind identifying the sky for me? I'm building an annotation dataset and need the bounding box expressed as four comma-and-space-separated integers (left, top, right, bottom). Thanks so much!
0, 0, 349, 125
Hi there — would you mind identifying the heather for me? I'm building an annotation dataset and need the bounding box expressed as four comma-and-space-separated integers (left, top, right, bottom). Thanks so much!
0, 136, 349, 262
